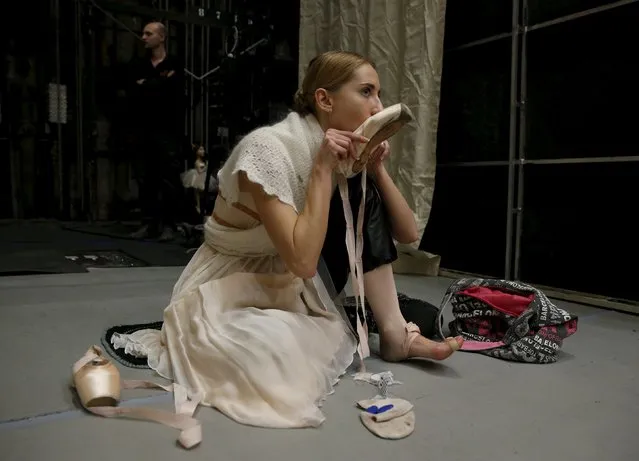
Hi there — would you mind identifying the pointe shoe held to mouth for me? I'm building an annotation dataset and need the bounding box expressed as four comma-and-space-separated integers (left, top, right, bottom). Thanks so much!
339, 103, 414, 178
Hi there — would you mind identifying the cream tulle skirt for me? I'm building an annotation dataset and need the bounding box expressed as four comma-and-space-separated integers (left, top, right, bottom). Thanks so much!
112, 203, 357, 428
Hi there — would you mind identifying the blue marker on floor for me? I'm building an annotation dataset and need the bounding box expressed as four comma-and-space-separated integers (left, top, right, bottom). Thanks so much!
365, 404, 394, 415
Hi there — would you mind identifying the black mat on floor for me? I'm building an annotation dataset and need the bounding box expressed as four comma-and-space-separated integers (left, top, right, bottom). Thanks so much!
101, 293, 442, 369
101, 321, 164, 368
0, 220, 193, 275
64, 250, 148, 269
0, 249, 89, 276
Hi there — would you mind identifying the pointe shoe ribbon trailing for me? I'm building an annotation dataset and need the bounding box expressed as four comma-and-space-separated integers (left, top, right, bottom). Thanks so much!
336, 104, 414, 371
71, 345, 202, 449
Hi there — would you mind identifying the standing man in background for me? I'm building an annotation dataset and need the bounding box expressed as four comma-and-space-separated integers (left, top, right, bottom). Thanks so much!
129, 21, 185, 241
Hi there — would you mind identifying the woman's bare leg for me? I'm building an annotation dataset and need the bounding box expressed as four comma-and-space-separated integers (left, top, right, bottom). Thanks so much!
362, 264, 463, 361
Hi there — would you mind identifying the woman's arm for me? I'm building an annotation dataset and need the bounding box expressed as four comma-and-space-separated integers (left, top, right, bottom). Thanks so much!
371, 161, 419, 245
240, 164, 333, 279
240, 129, 368, 279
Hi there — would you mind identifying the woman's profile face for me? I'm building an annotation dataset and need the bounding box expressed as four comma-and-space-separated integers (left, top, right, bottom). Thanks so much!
326, 64, 384, 132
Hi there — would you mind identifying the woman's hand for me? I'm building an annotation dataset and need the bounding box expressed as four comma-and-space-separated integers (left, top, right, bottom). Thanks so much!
369, 140, 391, 174
315, 129, 369, 172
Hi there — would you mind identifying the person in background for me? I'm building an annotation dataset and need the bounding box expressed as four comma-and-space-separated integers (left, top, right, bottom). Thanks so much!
129, 21, 185, 241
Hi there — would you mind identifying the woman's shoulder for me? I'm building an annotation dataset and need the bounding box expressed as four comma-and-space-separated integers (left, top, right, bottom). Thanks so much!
219, 124, 286, 176
231, 112, 310, 162
238, 112, 304, 146
235, 125, 285, 153
217, 111, 316, 211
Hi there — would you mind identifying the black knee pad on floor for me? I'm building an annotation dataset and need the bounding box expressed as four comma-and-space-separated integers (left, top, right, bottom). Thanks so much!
342, 293, 442, 340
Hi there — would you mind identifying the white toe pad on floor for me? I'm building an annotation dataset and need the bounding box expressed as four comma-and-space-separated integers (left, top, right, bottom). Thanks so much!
357, 398, 415, 440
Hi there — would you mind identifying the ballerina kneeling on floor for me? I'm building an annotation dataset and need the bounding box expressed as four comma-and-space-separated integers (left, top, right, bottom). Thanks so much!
74, 51, 463, 443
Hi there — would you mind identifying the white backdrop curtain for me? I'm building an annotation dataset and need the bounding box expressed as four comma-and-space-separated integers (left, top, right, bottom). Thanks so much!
298, 0, 447, 275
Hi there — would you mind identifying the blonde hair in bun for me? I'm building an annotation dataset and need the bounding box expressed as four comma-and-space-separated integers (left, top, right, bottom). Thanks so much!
293, 51, 374, 116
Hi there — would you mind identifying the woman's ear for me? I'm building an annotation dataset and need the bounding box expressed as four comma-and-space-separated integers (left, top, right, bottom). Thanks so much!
314, 88, 333, 114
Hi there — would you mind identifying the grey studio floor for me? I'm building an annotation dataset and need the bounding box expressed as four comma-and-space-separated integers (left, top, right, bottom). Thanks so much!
0, 267, 637, 461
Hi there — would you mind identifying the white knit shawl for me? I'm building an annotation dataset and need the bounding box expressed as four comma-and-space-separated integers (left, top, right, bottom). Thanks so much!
217, 111, 325, 213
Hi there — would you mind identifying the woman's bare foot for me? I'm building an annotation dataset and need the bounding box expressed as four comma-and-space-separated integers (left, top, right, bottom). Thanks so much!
406, 335, 464, 361
379, 322, 464, 362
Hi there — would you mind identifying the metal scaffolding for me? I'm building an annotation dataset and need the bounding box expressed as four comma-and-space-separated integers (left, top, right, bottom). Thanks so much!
65, 0, 236, 219
436, 0, 639, 311
438, 0, 639, 313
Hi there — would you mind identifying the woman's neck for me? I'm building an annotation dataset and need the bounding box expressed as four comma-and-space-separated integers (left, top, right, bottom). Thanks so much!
314, 112, 329, 132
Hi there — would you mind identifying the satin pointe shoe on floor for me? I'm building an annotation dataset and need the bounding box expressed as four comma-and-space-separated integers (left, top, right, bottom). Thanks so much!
72, 345, 121, 408
71, 345, 203, 449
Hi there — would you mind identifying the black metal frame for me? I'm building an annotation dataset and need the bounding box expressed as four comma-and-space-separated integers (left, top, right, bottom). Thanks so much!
86, 0, 229, 27
438, 0, 639, 284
